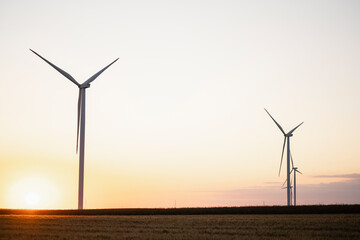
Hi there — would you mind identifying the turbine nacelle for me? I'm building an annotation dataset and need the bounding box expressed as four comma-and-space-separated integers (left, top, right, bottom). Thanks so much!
80, 84, 91, 89
291, 167, 302, 175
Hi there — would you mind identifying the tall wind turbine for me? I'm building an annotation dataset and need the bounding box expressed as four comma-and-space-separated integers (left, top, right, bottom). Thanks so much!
264, 108, 303, 206
290, 152, 302, 206
30, 49, 118, 210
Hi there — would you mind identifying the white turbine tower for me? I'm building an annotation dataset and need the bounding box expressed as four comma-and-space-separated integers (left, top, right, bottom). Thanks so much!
290, 152, 302, 206
30, 49, 118, 210
265, 108, 303, 206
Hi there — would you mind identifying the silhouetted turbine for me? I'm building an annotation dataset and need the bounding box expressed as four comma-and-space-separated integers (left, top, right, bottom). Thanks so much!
30, 49, 118, 209
282, 178, 293, 205
290, 152, 302, 206
265, 108, 303, 206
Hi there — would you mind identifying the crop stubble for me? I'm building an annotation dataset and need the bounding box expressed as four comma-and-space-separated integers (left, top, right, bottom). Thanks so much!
0, 214, 359, 240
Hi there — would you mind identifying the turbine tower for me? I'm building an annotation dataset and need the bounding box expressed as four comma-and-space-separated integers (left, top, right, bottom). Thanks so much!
265, 108, 303, 206
30, 49, 118, 210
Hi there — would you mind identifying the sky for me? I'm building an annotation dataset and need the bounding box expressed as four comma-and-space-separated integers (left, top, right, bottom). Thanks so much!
0, 0, 359, 209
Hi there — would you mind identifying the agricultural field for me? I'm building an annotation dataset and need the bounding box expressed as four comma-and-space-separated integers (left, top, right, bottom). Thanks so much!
1, 214, 359, 240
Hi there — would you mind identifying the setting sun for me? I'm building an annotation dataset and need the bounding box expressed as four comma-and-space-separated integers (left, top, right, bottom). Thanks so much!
25, 192, 40, 207
6, 177, 60, 209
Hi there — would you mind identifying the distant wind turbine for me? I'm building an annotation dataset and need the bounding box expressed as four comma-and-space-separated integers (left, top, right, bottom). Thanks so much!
282, 179, 293, 205
30, 49, 119, 210
290, 152, 302, 206
265, 108, 303, 206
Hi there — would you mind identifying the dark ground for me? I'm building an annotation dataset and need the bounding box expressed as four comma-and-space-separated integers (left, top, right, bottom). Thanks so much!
0, 204, 359, 215
1, 214, 359, 240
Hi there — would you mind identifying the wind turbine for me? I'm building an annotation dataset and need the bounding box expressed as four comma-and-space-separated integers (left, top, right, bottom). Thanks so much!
265, 108, 303, 206
282, 179, 293, 205
290, 152, 302, 206
30, 49, 118, 210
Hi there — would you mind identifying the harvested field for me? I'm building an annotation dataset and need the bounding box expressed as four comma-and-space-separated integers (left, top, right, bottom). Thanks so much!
1, 214, 359, 240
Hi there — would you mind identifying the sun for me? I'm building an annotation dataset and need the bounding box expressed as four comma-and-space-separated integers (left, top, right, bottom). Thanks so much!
25, 192, 40, 207
6, 176, 59, 209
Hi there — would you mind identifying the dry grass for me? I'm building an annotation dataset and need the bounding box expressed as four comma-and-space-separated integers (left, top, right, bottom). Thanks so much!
1, 214, 359, 240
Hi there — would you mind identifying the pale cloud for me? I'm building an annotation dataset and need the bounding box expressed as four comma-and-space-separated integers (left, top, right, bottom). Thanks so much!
298, 175, 360, 205
312, 173, 360, 179
263, 181, 283, 186
206, 173, 360, 206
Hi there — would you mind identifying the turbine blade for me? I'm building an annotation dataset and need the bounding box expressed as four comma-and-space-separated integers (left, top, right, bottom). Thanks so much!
81, 58, 119, 87
76, 89, 82, 154
264, 108, 286, 135
282, 179, 287, 187
296, 169, 303, 174
287, 122, 304, 135
278, 137, 286, 176
290, 151, 294, 169
30, 49, 80, 86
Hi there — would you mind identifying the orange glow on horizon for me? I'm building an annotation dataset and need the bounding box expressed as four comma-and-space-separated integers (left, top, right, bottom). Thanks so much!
5, 177, 60, 209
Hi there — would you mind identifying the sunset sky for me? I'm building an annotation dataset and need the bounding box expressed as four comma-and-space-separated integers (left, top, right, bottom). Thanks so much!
0, 0, 359, 209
